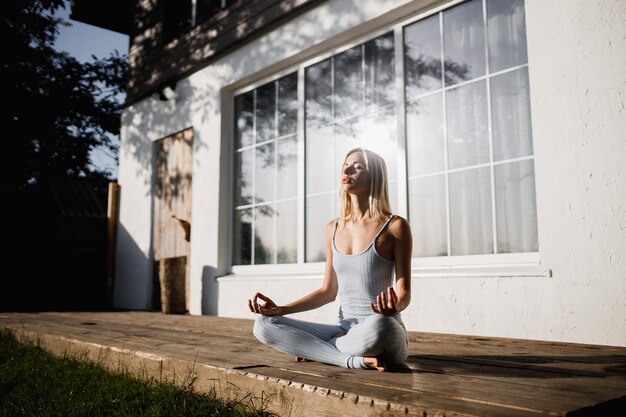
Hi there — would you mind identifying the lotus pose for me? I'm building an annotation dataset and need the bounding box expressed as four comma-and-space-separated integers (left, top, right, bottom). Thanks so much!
248, 148, 412, 371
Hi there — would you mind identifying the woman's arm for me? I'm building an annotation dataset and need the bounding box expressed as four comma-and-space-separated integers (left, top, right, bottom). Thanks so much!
371, 216, 413, 315
249, 219, 339, 316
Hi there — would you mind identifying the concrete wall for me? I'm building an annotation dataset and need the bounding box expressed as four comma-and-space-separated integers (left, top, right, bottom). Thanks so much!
114, 0, 626, 346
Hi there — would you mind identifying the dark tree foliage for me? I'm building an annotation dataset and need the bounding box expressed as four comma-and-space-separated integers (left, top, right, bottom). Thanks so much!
1, 0, 128, 191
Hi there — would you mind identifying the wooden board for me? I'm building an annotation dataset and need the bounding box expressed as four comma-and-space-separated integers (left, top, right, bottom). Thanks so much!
2, 312, 625, 417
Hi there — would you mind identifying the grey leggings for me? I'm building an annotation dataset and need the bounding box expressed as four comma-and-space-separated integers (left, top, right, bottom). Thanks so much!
253, 314, 408, 369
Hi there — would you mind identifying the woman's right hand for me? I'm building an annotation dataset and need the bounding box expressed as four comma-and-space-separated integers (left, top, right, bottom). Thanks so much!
248, 292, 283, 316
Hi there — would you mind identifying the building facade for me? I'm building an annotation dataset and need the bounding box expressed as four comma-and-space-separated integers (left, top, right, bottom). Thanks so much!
76, 0, 626, 346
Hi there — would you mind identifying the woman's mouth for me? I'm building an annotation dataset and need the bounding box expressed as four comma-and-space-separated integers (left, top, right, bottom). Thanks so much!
341, 177, 351, 184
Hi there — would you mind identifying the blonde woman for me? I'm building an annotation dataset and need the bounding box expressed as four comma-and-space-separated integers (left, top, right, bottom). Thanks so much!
249, 148, 412, 371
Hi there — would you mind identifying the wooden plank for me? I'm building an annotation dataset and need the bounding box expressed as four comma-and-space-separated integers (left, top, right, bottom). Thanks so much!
3, 312, 626, 417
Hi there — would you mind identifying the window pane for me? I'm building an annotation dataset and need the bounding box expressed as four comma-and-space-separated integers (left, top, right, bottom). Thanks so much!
449, 167, 493, 255
487, 0, 528, 72
407, 93, 445, 176
278, 72, 298, 136
254, 205, 275, 264
255, 142, 275, 203
404, 14, 442, 98
306, 126, 334, 195
495, 160, 538, 253
234, 149, 252, 206
443, 0, 485, 86
277, 200, 297, 263
233, 208, 251, 265
491, 67, 533, 161
306, 193, 333, 262
409, 175, 447, 257
305, 58, 332, 127
235, 91, 254, 148
334, 45, 363, 119
256, 82, 276, 142
364, 32, 395, 110
277, 135, 298, 200
446, 80, 489, 169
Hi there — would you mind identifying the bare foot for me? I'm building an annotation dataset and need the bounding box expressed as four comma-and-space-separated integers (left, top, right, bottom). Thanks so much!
364, 357, 386, 372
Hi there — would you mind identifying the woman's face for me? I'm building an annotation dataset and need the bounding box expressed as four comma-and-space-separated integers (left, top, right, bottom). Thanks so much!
341, 152, 370, 194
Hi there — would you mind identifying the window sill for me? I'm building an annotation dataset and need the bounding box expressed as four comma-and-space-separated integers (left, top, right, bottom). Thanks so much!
411, 264, 551, 278
221, 259, 551, 281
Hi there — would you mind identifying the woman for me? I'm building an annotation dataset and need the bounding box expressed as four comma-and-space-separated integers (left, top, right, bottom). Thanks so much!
248, 148, 412, 371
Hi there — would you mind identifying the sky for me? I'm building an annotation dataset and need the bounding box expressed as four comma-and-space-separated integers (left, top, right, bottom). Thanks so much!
53, 2, 129, 179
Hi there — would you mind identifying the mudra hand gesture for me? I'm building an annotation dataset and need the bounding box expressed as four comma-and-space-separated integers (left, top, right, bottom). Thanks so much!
370, 286, 399, 316
248, 292, 283, 316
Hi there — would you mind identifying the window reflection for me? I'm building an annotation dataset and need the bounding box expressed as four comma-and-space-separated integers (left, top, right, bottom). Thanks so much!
409, 175, 447, 257
495, 160, 538, 253
450, 167, 493, 255
491, 68, 532, 161
277, 200, 297, 263
256, 82, 276, 142
443, 0, 485, 85
404, 14, 442, 98
406, 93, 444, 176
233, 208, 251, 265
278, 73, 298, 136
235, 92, 253, 148
254, 205, 275, 264
487, 0, 528, 72
446, 80, 489, 169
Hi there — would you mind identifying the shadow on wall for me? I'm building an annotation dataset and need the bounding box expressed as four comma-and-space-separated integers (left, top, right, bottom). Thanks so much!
112, 221, 153, 311
201, 265, 219, 315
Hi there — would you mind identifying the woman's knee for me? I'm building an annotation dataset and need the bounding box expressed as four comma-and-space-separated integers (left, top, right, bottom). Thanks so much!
367, 315, 397, 340
253, 315, 277, 344
366, 315, 407, 357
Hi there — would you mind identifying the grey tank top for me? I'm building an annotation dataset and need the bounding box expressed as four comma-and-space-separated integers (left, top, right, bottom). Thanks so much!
332, 215, 400, 323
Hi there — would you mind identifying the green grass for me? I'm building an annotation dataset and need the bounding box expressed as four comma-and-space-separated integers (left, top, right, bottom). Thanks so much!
0, 330, 273, 417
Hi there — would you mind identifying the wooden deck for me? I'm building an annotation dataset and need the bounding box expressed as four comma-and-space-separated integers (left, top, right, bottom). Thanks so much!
1, 311, 625, 416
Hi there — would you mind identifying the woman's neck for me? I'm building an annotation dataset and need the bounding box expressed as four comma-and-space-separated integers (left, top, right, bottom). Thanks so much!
348, 193, 370, 223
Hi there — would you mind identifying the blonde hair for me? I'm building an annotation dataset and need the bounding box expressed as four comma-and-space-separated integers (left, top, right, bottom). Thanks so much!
339, 148, 392, 222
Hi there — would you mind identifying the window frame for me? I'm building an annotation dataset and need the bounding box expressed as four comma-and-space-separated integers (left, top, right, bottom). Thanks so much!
227, 0, 548, 279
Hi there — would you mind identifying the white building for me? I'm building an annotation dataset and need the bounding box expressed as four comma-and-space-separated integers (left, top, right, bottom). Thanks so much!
80, 0, 625, 347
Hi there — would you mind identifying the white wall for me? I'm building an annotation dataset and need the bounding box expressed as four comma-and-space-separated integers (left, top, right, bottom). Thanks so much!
115, 0, 626, 346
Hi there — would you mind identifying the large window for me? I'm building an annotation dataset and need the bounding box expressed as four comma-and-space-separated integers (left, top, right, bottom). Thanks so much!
232, 0, 537, 267
233, 73, 298, 265
405, 0, 536, 257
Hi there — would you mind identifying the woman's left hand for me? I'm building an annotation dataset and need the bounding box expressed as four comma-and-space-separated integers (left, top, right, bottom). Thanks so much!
370, 286, 399, 316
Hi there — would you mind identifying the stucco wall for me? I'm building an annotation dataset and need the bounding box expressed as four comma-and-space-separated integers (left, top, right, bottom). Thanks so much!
114, 0, 626, 346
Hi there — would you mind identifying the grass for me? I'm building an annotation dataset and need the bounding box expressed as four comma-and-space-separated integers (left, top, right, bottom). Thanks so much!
0, 330, 273, 417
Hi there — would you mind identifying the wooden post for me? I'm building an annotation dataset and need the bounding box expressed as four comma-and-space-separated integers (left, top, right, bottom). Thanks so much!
106, 181, 120, 308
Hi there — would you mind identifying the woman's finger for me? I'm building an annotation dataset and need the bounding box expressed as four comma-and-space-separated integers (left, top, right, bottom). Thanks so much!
370, 301, 380, 314
387, 287, 395, 310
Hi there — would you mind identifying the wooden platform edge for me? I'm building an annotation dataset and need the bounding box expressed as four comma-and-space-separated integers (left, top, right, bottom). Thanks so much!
4, 326, 465, 417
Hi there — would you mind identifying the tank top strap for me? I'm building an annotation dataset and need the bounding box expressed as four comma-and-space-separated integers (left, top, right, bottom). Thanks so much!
333, 217, 339, 240
373, 214, 395, 241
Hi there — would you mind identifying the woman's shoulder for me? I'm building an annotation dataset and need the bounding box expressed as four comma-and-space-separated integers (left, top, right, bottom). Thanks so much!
387, 215, 411, 237
325, 218, 339, 234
